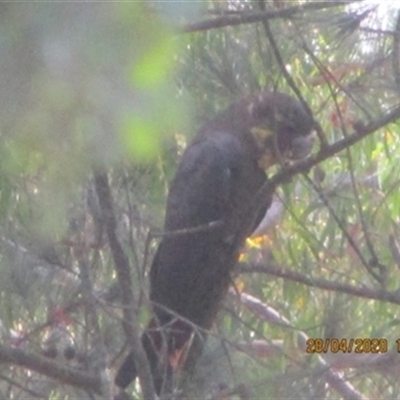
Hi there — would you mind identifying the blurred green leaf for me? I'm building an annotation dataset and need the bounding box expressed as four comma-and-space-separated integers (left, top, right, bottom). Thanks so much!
131, 35, 176, 88
121, 113, 161, 161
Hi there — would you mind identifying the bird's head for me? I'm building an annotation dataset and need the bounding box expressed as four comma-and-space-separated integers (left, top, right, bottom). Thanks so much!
247, 91, 315, 169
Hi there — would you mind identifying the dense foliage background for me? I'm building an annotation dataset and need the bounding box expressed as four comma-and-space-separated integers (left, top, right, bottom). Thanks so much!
1, 1, 400, 399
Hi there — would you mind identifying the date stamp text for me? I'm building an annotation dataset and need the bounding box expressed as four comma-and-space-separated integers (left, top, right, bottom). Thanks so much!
306, 338, 388, 354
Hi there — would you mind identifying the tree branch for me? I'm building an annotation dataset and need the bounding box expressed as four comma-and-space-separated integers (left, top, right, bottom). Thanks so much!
93, 168, 156, 399
0, 344, 101, 393
183, 1, 363, 33
238, 262, 400, 305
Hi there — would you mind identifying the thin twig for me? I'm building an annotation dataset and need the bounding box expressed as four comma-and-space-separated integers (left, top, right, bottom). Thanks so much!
345, 149, 385, 276
303, 174, 382, 283
299, 39, 371, 118
256, 0, 329, 150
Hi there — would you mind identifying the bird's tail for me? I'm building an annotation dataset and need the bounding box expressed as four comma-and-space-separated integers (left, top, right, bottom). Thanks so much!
115, 318, 192, 394
114, 334, 157, 388
114, 348, 137, 389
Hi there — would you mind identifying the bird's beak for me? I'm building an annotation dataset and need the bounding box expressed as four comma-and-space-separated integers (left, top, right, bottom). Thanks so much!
287, 131, 315, 161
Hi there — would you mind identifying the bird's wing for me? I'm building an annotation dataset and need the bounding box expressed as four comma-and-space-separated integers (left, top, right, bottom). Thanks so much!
164, 131, 246, 233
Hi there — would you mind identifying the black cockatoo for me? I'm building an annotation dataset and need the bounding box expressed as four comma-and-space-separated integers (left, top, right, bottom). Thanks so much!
115, 91, 314, 395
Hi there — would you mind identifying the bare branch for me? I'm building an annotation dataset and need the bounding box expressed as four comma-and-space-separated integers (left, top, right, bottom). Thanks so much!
238, 262, 400, 305
183, 1, 364, 33
93, 168, 156, 399
0, 344, 101, 393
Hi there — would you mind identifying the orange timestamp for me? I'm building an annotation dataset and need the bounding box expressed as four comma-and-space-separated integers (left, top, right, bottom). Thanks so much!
306, 338, 388, 354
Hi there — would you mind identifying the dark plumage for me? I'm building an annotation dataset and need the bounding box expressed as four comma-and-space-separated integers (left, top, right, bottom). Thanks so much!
115, 91, 314, 395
